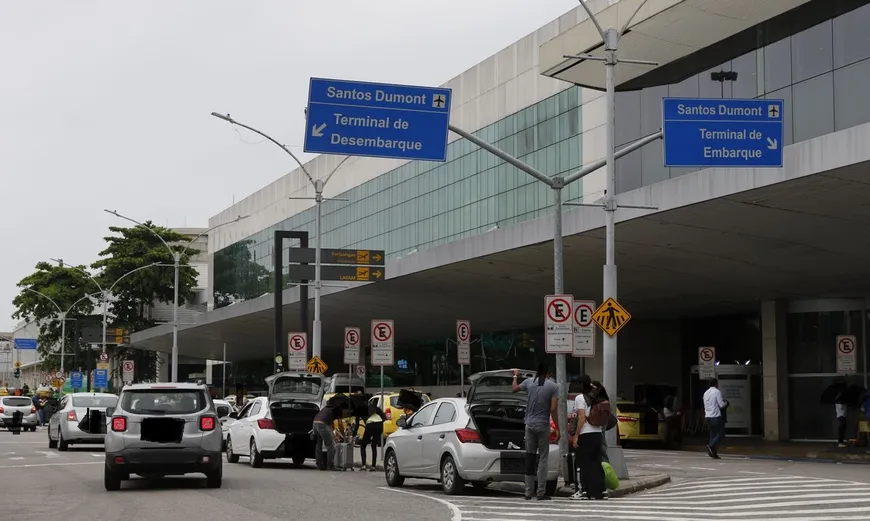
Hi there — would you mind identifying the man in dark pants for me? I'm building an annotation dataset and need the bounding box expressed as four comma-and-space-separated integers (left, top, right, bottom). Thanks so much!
512, 364, 560, 501
703, 379, 728, 459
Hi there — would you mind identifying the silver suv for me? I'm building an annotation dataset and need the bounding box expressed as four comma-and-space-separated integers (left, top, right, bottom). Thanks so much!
103, 383, 222, 491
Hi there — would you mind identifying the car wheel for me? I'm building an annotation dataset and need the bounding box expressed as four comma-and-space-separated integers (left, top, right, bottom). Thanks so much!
545, 480, 558, 497
249, 438, 263, 468
104, 466, 122, 491
57, 431, 69, 452
292, 454, 306, 467
440, 454, 465, 495
205, 465, 222, 489
384, 449, 404, 487
48, 429, 57, 449
226, 437, 239, 463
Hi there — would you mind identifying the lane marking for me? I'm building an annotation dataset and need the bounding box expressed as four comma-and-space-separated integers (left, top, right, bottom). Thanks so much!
739, 471, 768, 475
0, 461, 101, 469
9, 457, 25, 460
380, 487, 461, 521
689, 466, 716, 471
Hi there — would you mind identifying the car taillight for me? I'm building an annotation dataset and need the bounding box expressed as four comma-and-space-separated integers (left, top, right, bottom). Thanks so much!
111, 416, 127, 432
31, 406, 37, 413
200, 416, 216, 431
67, 410, 77, 421
617, 415, 636, 423
384, 409, 392, 420
257, 418, 274, 430
549, 429, 558, 443
455, 428, 481, 443
0, 407, 4, 414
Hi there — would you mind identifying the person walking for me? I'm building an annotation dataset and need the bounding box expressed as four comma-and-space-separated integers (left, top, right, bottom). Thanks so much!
570, 375, 607, 500
703, 378, 729, 459
359, 401, 386, 471
512, 363, 560, 501
836, 400, 848, 448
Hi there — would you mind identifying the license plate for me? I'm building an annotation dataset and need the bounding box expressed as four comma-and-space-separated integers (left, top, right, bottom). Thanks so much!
500, 453, 525, 474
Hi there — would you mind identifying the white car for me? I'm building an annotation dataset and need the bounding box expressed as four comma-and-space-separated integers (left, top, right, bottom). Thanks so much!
214, 399, 234, 451
225, 372, 324, 468
48, 392, 118, 450
383, 369, 560, 495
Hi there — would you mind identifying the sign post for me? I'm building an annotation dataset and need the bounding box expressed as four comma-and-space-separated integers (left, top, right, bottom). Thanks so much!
70, 370, 83, 390
122, 360, 134, 384
698, 347, 716, 381
456, 320, 471, 397
287, 333, 308, 371
13, 338, 37, 350
836, 335, 858, 375
371, 319, 394, 465
544, 295, 574, 354
662, 98, 785, 168
572, 300, 596, 361
344, 327, 362, 395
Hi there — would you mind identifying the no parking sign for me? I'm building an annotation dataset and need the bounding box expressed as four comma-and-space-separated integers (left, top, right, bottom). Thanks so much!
836, 335, 857, 374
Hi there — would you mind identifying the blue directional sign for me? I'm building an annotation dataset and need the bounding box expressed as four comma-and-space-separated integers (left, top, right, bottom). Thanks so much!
662, 98, 784, 168
70, 370, 83, 389
13, 338, 37, 350
94, 369, 108, 389
304, 77, 452, 162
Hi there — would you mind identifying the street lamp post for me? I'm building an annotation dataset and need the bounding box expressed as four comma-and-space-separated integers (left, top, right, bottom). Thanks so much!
102, 211, 248, 382
210, 112, 349, 360
22, 289, 98, 373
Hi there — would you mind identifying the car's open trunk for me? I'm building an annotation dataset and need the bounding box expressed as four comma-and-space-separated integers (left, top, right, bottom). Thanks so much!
468, 403, 527, 450
270, 401, 320, 434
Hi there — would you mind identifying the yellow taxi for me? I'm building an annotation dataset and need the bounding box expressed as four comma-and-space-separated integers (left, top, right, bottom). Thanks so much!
369, 392, 431, 437
614, 401, 667, 446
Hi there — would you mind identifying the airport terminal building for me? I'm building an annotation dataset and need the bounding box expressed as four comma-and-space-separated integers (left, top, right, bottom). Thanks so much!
133, 0, 870, 441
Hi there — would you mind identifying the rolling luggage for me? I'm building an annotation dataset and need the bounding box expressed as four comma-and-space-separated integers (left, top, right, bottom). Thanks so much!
334, 442, 354, 469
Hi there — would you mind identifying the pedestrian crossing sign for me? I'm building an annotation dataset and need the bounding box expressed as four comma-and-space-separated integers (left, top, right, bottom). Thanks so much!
592, 298, 631, 337
306, 356, 328, 374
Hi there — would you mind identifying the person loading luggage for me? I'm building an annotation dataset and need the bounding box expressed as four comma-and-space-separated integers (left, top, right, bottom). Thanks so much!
313, 403, 343, 471
360, 401, 386, 471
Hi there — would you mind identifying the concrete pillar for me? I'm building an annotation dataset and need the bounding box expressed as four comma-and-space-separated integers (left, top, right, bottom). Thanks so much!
761, 300, 789, 441
156, 353, 170, 382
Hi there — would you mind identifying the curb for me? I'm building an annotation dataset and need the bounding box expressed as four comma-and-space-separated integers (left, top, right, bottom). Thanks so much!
683, 445, 870, 465
493, 473, 671, 498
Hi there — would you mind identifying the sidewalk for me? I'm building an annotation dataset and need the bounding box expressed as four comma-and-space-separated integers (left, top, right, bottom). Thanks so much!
682, 437, 870, 464
492, 470, 671, 498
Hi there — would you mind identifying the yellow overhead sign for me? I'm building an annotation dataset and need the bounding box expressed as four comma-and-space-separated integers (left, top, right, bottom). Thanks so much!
592, 298, 631, 337
306, 356, 328, 374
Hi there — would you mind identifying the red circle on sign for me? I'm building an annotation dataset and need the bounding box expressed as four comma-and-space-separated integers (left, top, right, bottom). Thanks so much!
839, 338, 856, 354
574, 303, 594, 327
288, 334, 306, 351
547, 298, 571, 323
699, 348, 714, 362
346, 329, 360, 346
457, 322, 470, 342
373, 322, 393, 342
123, 361, 134, 371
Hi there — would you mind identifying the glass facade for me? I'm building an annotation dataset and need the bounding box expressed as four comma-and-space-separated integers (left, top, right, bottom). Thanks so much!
613, 2, 870, 194
214, 87, 583, 307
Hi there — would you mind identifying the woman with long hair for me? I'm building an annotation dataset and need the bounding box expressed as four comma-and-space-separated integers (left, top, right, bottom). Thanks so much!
570, 375, 607, 500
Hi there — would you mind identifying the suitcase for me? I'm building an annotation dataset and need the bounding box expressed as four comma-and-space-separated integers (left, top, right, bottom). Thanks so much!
334, 442, 354, 469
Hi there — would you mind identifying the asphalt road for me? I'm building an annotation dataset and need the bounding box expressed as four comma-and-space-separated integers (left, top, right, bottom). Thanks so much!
5, 429, 870, 521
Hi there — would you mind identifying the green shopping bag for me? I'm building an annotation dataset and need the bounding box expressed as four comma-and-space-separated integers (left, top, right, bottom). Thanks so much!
602, 461, 619, 490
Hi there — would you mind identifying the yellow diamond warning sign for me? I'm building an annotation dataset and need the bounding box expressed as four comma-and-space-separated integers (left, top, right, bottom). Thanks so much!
306, 356, 328, 374
592, 297, 631, 337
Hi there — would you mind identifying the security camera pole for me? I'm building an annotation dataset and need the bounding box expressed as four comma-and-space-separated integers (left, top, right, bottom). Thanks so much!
210, 112, 350, 360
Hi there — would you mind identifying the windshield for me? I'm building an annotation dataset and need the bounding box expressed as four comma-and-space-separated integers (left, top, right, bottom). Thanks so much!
120, 389, 208, 415
72, 395, 118, 408
2, 397, 32, 407
272, 377, 322, 396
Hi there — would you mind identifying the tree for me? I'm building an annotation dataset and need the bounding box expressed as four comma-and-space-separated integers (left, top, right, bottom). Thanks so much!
11, 261, 98, 367
213, 239, 270, 308
92, 223, 200, 382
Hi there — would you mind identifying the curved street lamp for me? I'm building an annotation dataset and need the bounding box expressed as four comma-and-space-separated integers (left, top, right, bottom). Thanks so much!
23, 288, 99, 373
102, 211, 248, 382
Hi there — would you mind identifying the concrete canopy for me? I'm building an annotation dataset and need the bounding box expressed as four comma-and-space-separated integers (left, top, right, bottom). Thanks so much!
130, 121, 870, 363
539, 0, 811, 91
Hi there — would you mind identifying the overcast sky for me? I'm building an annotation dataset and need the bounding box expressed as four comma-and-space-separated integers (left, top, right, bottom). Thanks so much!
0, 0, 578, 332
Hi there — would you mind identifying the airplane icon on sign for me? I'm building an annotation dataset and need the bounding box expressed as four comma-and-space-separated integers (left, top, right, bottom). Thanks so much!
432, 94, 446, 108
768, 105, 779, 118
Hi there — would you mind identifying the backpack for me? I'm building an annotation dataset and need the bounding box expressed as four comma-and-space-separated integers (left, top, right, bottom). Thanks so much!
586, 393, 612, 428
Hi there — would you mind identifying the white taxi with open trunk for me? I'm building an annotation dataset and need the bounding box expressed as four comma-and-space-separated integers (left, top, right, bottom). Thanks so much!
383, 369, 560, 495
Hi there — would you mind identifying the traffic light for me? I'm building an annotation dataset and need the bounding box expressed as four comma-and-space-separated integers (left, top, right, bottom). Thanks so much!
13, 368, 20, 379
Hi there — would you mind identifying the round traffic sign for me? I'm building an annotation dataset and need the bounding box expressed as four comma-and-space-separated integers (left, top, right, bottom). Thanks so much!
346, 328, 360, 347
699, 347, 715, 362
356, 365, 366, 378
55, 371, 63, 379
457, 321, 470, 343
838, 337, 856, 354
574, 303, 595, 327
288, 334, 307, 352
122, 360, 134, 372
547, 298, 572, 323
99, 352, 108, 362
372, 322, 393, 342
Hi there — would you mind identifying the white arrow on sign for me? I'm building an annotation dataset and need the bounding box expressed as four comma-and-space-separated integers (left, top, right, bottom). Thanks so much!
312, 123, 327, 137
767, 137, 778, 150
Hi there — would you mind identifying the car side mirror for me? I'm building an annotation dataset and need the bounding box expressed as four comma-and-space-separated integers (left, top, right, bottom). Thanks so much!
105, 407, 115, 418
396, 416, 407, 429
229, 412, 238, 419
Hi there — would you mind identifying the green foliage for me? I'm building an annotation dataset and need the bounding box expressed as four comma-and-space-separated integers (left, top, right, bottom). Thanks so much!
214, 238, 270, 308
11, 261, 98, 363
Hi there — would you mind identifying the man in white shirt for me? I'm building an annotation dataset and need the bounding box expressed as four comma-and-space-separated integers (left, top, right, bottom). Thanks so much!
703, 379, 728, 459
